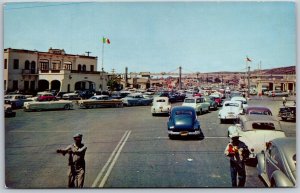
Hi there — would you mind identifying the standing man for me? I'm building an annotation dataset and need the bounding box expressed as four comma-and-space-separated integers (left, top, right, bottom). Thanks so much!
224, 132, 250, 187
57, 133, 87, 188
282, 96, 287, 106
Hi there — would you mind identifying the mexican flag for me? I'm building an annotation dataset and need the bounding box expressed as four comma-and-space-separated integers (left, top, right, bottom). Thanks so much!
103, 37, 110, 44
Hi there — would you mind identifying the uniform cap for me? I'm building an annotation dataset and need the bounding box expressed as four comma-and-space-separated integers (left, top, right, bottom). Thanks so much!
229, 132, 241, 138
73, 133, 83, 138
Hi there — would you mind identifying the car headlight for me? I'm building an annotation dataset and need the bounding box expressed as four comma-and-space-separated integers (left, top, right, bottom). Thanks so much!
169, 126, 175, 129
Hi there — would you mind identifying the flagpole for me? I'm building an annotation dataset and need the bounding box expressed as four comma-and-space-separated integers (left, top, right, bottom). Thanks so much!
101, 37, 105, 91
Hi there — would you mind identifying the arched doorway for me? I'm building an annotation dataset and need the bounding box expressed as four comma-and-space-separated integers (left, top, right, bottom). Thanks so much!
75, 81, 95, 91
38, 80, 49, 91
51, 80, 61, 92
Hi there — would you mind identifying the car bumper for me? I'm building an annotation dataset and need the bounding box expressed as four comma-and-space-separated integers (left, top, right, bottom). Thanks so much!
168, 130, 201, 136
152, 109, 170, 114
219, 114, 238, 119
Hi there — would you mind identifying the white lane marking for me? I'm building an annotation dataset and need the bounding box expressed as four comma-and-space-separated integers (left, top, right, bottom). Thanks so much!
91, 130, 131, 188
10, 130, 71, 133
98, 130, 131, 187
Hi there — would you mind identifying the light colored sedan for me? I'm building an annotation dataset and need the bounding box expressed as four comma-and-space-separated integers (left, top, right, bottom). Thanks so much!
182, 97, 210, 115
231, 96, 248, 109
257, 137, 296, 187
218, 101, 243, 123
228, 115, 286, 160
23, 100, 73, 111
151, 97, 171, 116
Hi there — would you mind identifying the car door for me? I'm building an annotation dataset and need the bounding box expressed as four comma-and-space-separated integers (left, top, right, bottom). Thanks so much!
265, 145, 282, 181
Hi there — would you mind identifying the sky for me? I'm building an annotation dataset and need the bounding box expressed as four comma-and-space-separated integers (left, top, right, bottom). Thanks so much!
3, 1, 297, 74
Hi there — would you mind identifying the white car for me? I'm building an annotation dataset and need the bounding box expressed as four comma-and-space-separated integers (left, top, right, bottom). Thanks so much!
228, 115, 286, 160
151, 97, 171, 116
218, 101, 243, 123
182, 97, 210, 115
231, 96, 248, 109
23, 100, 73, 111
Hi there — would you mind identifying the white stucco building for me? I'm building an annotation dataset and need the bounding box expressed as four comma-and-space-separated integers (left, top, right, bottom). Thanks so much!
4, 48, 109, 94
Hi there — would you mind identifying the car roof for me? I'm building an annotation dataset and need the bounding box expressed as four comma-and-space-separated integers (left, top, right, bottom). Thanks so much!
240, 115, 278, 122
153, 96, 169, 100
171, 106, 195, 111
244, 106, 271, 111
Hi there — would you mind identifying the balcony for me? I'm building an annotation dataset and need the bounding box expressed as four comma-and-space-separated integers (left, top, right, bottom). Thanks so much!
22, 69, 38, 75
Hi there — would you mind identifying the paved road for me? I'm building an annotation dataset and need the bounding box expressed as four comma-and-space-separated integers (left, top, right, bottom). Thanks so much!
5, 98, 296, 188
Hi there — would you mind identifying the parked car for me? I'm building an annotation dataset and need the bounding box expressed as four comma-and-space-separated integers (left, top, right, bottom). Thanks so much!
218, 101, 243, 123
158, 92, 176, 103
36, 92, 57, 101
203, 96, 218, 110
182, 97, 210, 115
62, 93, 81, 100
185, 90, 198, 98
77, 95, 123, 108
230, 91, 242, 98
4, 104, 16, 117
23, 99, 73, 111
151, 97, 171, 116
4, 94, 33, 109
256, 137, 296, 187
278, 105, 296, 121
122, 93, 153, 106
167, 106, 202, 139
228, 115, 286, 161
231, 96, 248, 109
243, 106, 273, 116
268, 90, 289, 97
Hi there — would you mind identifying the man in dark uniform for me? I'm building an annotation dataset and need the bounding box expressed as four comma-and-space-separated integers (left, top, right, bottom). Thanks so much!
57, 133, 87, 188
224, 132, 250, 187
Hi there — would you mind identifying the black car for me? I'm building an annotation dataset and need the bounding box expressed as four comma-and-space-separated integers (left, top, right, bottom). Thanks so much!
167, 106, 202, 139
159, 92, 176, 103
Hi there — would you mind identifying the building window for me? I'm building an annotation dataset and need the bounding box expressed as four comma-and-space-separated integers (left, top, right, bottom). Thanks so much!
4, 59, 7, 69
31, 61, 36, 74
13, 59, 19, 69
52, 60, 61, 70
4, 80, 7, 90
90, 65, 94, 72
63, 61, 72, 70
78, 64, 82, 71
82, 65, 86, 72
40, 59, 49, 70
30, 81, 35, 91
13, 80, 18, 90
25, 60, 30, 70
24, 81, 29, 90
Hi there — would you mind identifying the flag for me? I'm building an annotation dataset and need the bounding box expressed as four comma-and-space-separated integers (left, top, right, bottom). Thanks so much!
103, 37, 110, 44
246, 57, 252, 62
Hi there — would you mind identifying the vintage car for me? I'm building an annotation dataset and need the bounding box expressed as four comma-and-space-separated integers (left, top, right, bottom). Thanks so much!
218, 101, 243, 123
122, 93, 152, 106
167, 106, 202, 139
4, 94, 33, 109
23, 99, 73, 111
77, 95, 123, 108
228, 115, 286, 160
182, 97, 210, 115
243, 106, 272, 116
231, 96, 248, 109
278, 105, 296, 121
268, 90, 289, 97
210, 94, 222, 106
256, 137, 296, 187
203, 96, 218, 110
4, 104, 16, 117
151, 97, 171, 116
62, 93, 81, 100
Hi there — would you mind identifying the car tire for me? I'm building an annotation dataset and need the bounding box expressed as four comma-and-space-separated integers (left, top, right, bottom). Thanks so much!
281, 117, 287, 121
168, 134, 175, 140
64, 104, 70, 110
199, 109, 202, 115
220, 119, 224, 124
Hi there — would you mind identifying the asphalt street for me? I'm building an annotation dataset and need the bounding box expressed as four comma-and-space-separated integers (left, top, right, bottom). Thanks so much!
5, 98, 296, 188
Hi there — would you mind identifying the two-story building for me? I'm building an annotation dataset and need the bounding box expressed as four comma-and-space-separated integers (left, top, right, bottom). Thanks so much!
4, 48, 109, 94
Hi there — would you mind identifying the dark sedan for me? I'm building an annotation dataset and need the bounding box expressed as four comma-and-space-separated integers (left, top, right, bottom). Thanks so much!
243, 106, 272, 116
167, 106, 202, 139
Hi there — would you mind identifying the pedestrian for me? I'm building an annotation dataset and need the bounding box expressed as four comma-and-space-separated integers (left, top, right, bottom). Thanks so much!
282, 96, 287, 106
224, 132, 250, 187
258, 92, 263, 100
57, 133, 87, 188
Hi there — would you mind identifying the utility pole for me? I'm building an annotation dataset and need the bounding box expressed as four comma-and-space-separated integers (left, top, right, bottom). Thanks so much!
247, 66, 251, 97
179, 66, 182, 90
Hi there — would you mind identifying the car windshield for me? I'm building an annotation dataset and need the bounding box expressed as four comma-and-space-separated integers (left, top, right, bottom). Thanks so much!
252, 122, 276, 130
225, 103, 239, 107
184, 99, 195, 103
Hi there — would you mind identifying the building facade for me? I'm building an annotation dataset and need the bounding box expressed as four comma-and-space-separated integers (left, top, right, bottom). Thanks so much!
4, 48, 108, 94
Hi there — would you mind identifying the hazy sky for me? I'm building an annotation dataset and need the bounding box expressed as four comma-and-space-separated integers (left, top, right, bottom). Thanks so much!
3, 1, 296, 73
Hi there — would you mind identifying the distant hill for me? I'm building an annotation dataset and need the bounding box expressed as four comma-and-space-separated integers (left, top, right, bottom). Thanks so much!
259, 66, 296, 75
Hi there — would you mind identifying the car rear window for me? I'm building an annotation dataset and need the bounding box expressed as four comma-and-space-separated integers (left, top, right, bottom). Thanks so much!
175, 111, 193, 116
225, 103, 239, 107
248, 110, 272, 115
184, 99, 195, 103
156, 99, 166, 102
252, 122, 276, 130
